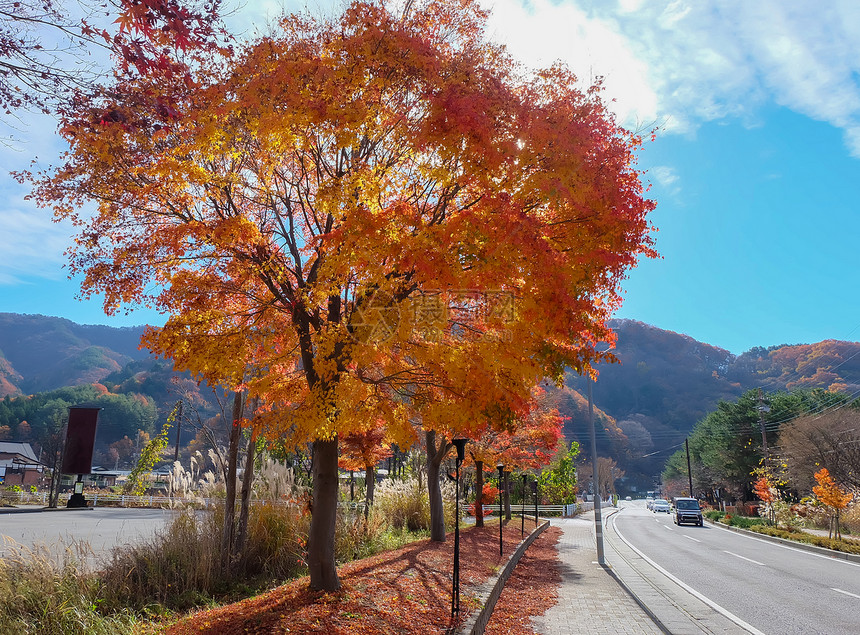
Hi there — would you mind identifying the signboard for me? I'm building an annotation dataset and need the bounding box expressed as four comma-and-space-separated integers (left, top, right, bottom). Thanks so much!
61, 407, 101, 475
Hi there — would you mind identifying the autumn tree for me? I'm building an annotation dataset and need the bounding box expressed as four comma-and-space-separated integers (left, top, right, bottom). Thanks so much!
457, 393, 563, 523
30, 0, 655, 590
752, 472, 777, 525
780, 405, 860, 492
813, 467, 854, 540
339, 424, 393, 519
663, 389, 839, 501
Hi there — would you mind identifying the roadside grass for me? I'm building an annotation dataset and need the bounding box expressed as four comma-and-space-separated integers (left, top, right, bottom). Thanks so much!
0, 479, 458, 633
0, 541, 143, 635
748, 525, 860, 554
705, 509, 860, 554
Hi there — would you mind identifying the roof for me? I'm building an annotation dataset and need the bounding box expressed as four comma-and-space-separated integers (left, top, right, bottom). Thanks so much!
0, 441, 38, 463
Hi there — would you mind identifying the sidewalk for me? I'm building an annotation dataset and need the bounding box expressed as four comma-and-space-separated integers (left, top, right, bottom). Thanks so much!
532, 513, 664, 634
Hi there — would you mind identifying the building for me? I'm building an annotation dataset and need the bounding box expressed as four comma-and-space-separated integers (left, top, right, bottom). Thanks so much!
0, 441, 44, 486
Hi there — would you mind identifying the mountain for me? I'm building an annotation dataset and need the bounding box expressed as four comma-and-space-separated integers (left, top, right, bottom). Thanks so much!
557, 319, 860, 491
0, 313, 150, 396
2, 312, 859, 488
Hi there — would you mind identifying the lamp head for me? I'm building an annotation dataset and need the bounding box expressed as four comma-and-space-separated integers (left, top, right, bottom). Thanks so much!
453, 438, 468, 465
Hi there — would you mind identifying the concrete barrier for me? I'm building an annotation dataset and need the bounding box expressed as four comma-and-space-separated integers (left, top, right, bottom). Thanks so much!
456, 520, 550, 635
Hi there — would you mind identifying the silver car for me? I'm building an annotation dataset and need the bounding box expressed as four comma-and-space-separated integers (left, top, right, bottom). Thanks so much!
652, 498, 670, 513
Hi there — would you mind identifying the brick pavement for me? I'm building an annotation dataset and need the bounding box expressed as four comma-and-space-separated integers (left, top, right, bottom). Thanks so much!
531, 514, 664, 634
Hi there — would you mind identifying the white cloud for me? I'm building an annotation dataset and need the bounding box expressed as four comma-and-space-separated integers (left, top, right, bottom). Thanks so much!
0, 196, 70, 284
6, 0, 860, 288
488, 0, 860, 156
649, 166, 680, 195
487, 0, 660, 130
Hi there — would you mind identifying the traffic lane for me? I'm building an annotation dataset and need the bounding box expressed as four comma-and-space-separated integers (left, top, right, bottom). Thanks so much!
614, 508, 860, 635
0, 508, 177, 564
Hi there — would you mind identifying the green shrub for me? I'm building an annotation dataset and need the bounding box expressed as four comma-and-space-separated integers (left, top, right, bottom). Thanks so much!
720, 514, 765, 529
704, 510, 724, 521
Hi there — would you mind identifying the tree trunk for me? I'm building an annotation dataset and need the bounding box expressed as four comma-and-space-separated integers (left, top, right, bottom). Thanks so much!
364, 464, 375, 521
503, 471, 512, 521
425, 430, 450, 542
475, 459, 484, 528
221, 391, 244, 574
235, 427, 257, 560
307, 437, 341, 591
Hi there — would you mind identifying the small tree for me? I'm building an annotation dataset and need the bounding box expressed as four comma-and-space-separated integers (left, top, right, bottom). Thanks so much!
813, 468, 854, 539
753, 474, 777, 525
539, 441, 580, 505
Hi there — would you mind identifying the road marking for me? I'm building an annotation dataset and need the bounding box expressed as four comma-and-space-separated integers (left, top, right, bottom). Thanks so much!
683, 535, 701, 543
610, 513, 767, 635
663, 525, 674, 531
832, 588, 860, 600
723, 550, 765, 566
708, 521, 860, 569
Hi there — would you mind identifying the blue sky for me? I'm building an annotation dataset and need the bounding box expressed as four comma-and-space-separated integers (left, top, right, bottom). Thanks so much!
2, 0, 859, 355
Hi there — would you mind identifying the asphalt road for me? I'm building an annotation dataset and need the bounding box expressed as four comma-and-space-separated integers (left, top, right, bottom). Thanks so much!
612, 501, 860, 635
0, 507, 177, 567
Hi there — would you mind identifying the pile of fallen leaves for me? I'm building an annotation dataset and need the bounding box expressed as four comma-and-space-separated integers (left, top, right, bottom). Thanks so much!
165, 520, 561, 634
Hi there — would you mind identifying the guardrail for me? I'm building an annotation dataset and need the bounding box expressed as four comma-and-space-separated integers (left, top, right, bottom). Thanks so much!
483, 503, 581, 517
0, 490, 223, 508
1, 490, 607, 515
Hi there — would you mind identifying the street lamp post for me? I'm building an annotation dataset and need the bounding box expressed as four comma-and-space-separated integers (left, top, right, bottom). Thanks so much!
497, 463, 504, 556
521, 474, 526, 537
587, 375, 605, 565
451, 438, 468, 619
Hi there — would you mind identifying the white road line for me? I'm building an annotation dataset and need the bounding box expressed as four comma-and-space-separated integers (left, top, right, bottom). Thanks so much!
610, 514, 767, 635
832, 588, 860, 600
663, 525, 674, 531
708, 521, 860, 569
683, 535, 701, 543
723, 550, 765, 566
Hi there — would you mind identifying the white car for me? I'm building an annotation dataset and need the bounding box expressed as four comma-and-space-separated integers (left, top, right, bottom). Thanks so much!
645, 497, 654, 510
652, 499, 670, 513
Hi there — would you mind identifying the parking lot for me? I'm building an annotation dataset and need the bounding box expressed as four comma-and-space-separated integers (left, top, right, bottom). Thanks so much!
0, 507, 177, 566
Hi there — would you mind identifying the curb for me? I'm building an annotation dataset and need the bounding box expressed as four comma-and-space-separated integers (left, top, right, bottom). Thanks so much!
455, 519, 550, 635
705, 518, 860, 563
0, 505, 94, 514
600, 509, 672, 635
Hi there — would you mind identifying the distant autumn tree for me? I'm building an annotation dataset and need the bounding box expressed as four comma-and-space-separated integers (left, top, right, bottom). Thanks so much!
813, 467, 853, 540
30, 0, 656, 591
780, 405, 860, 492
339, 424, 392, 519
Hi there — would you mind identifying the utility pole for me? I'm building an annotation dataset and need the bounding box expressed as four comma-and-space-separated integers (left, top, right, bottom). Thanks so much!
173, 400, 184, 463
757, 388, 770, 459
685, 438, 693, 498
587, 375, 605, 565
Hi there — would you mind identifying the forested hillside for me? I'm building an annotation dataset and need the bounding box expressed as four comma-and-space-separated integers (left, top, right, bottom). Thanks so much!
1, 312, 858, 487
0, 313, 150, 395
556, 320, 860, 491
0, 314, 221, 465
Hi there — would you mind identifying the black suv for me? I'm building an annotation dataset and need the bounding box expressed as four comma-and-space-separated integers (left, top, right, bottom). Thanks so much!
673, 497, 703, 526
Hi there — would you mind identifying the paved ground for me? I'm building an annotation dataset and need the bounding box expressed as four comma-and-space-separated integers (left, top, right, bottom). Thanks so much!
532, 513, 664, 634
0, 505, 175, 567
